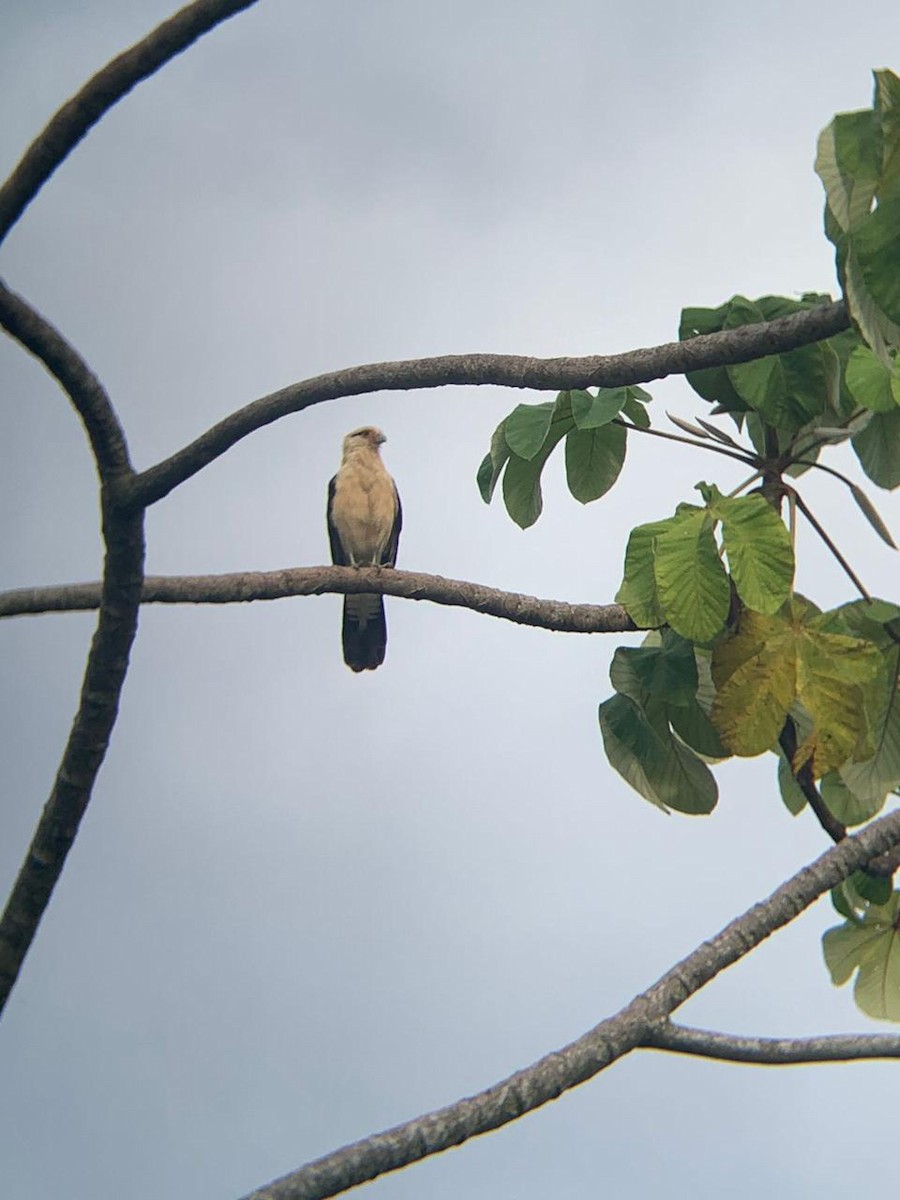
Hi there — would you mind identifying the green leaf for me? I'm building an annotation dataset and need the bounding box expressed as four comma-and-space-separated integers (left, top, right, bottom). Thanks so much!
669, 698, 728, 760
609, 631, 699, 707
854, 196, 900, 325
680, 300, 751, 412
822, 893, 900, 1021
621, 395, 651, 429
831, 883, 859, 922
778, 754, 808, 815
853, 407, 900, 488
504, 401, 556, 460
654, 510, 731, 642
815, 109, 881, 233
615, 518, 675, 629
564, 421, 626, 504
848, 870, 894, 907
477, 419, 511, 503
838, 644, 900, 811
622, 395, 651, 429
501, 393, 574, 528
843, 239, 900, 364
570, 387, 627, 429
727, 339, 829, 433
821, 771, 887, 826
598, 693, 718, 815
845, 345, 900, 413
712, 492, 795, 614
874, 69, 900, 201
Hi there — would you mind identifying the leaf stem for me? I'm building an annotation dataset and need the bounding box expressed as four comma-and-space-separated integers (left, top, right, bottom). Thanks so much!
614, 419, 760, 469
789, 489, 872, 601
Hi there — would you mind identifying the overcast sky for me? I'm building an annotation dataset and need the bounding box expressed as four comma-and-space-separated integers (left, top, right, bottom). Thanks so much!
1, 3, 899, 1198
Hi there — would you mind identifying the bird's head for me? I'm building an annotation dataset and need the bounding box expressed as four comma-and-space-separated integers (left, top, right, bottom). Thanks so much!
342, 426, 387, 457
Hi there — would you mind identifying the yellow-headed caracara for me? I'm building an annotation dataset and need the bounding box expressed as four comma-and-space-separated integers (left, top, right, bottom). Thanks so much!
327, 427, 402, 672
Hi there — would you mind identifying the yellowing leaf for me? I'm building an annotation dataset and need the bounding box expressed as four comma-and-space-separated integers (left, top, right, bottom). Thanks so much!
711, 610, 796, 756
711, 602, 883, 773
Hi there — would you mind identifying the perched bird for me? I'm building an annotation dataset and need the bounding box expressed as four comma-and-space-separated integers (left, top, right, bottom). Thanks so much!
327, 426, 402, 672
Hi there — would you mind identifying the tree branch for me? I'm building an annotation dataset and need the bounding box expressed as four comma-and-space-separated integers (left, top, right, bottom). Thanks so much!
778, 720, 847, 844
777, 720, 900, 878
0, 0, 261, 244
0, 289, 145, 1017
237, 809, 900, 1200
126, 301, 849, 507
0, 568, 636, 635
0, 280, 132, 480
643, 1021, 900, 1065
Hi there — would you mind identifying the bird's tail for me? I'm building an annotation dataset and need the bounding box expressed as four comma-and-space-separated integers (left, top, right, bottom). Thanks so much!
342, 594, 387, 672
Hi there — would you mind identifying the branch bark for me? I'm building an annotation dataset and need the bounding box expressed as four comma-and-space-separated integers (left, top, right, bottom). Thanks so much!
0, 288, 144, 1016
644, 1021, 900, 1065
0, 568, 636, 635
237, 809, 900, 1200
0, 0, 260, 244
126, 301, 849, 507
0, 280, 132, 478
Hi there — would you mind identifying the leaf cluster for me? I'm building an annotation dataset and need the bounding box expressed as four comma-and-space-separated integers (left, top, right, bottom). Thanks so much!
477, 385, 649, 529
476, 70, 900, 1020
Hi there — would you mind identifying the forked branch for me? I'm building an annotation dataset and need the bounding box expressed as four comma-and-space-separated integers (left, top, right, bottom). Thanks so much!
237, 809, 900, 1200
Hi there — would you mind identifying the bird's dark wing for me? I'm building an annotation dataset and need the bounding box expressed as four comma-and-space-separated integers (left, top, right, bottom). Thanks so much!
326, 475, 349, 565
382, 485, 402, 567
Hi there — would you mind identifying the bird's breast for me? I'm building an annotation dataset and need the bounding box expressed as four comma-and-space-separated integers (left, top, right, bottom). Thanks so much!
331, 459, 396, 565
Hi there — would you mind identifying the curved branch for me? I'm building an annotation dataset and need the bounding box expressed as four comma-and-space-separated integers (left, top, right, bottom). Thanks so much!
0, 280, 131, 479
778, 720, 847, 844
0, 0, 260, 244
127, 302, 849, 507
0, 289, 145, 1016
644, 1021, 900, 1065
0, 568, 636, 635
238, 809, 900, 1200
0, 509, 145, 1016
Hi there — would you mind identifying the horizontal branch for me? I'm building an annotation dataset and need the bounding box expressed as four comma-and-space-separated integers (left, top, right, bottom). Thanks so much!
644, 1021, 900, 1065
0, 568, 637, 634
127, 301, 849, 507
0, 0, 260, 243
238, 808, 900, 1200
